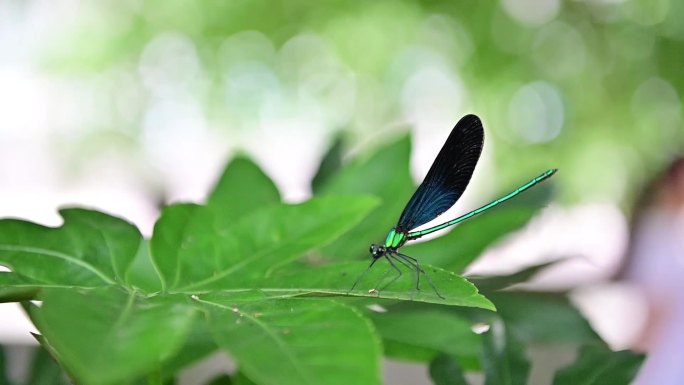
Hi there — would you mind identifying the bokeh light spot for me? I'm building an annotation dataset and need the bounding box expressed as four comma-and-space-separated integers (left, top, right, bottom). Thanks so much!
138, 32, 201, 98
533, 22, 587, 79
630, 77, 682, 155
501, 0, 561, 26
507, 81, 564, 144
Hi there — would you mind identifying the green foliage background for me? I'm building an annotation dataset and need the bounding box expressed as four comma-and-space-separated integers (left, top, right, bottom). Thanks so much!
1, 144, 643, 384
3, 0, 677, 383
34, 0, 684, 208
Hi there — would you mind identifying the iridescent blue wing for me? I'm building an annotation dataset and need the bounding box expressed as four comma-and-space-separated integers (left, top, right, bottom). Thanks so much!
397, 114, 484, 232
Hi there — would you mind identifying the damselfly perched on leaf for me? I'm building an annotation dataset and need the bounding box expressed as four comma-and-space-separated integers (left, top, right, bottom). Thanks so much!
351, 114, 556, 298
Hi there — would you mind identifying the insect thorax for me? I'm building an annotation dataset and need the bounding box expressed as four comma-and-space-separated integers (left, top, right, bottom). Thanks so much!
384, 227, 407, 249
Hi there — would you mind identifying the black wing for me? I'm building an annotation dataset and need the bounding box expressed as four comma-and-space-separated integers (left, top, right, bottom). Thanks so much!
397, 114, 484, 231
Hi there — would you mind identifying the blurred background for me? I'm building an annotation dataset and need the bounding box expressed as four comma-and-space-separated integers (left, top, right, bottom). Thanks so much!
0, 0, 682, 384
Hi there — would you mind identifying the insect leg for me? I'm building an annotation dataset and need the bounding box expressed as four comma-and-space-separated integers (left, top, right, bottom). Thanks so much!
392, 253, 420, 290
378, 253, 403, 291
349, 257, 379, 294
395, 252, 444, 299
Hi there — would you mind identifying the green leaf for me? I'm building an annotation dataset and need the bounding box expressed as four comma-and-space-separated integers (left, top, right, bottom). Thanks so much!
381, 331, 480, 370
124, 240, 163, 293
318, 136, 415, 260
370, 309, 481, 358
469, 261, 557, 292
488, 292, 599, 344
60, 209, 141, 284
403, 205, 538, 272
149, 203, 201, 292
199, 261, 494, 309
482, 319, 530, 385
552, 345, 644, 385
204, 371, 259, 385
312, 134, 346, 194
0, 272, 38, 302
205, 372, 259, 385
230, 372, 259, 385
0, 209, 141, 293
383, 340, 440, 362
208, 156, 280, 219
206, 375, 233, 385
157, 317, 218, 378
202, 298, 382, 385
429, 354, 469, 385
151, 196, 380, 292
26, 346, 70, 385
30, 287, 197, 385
